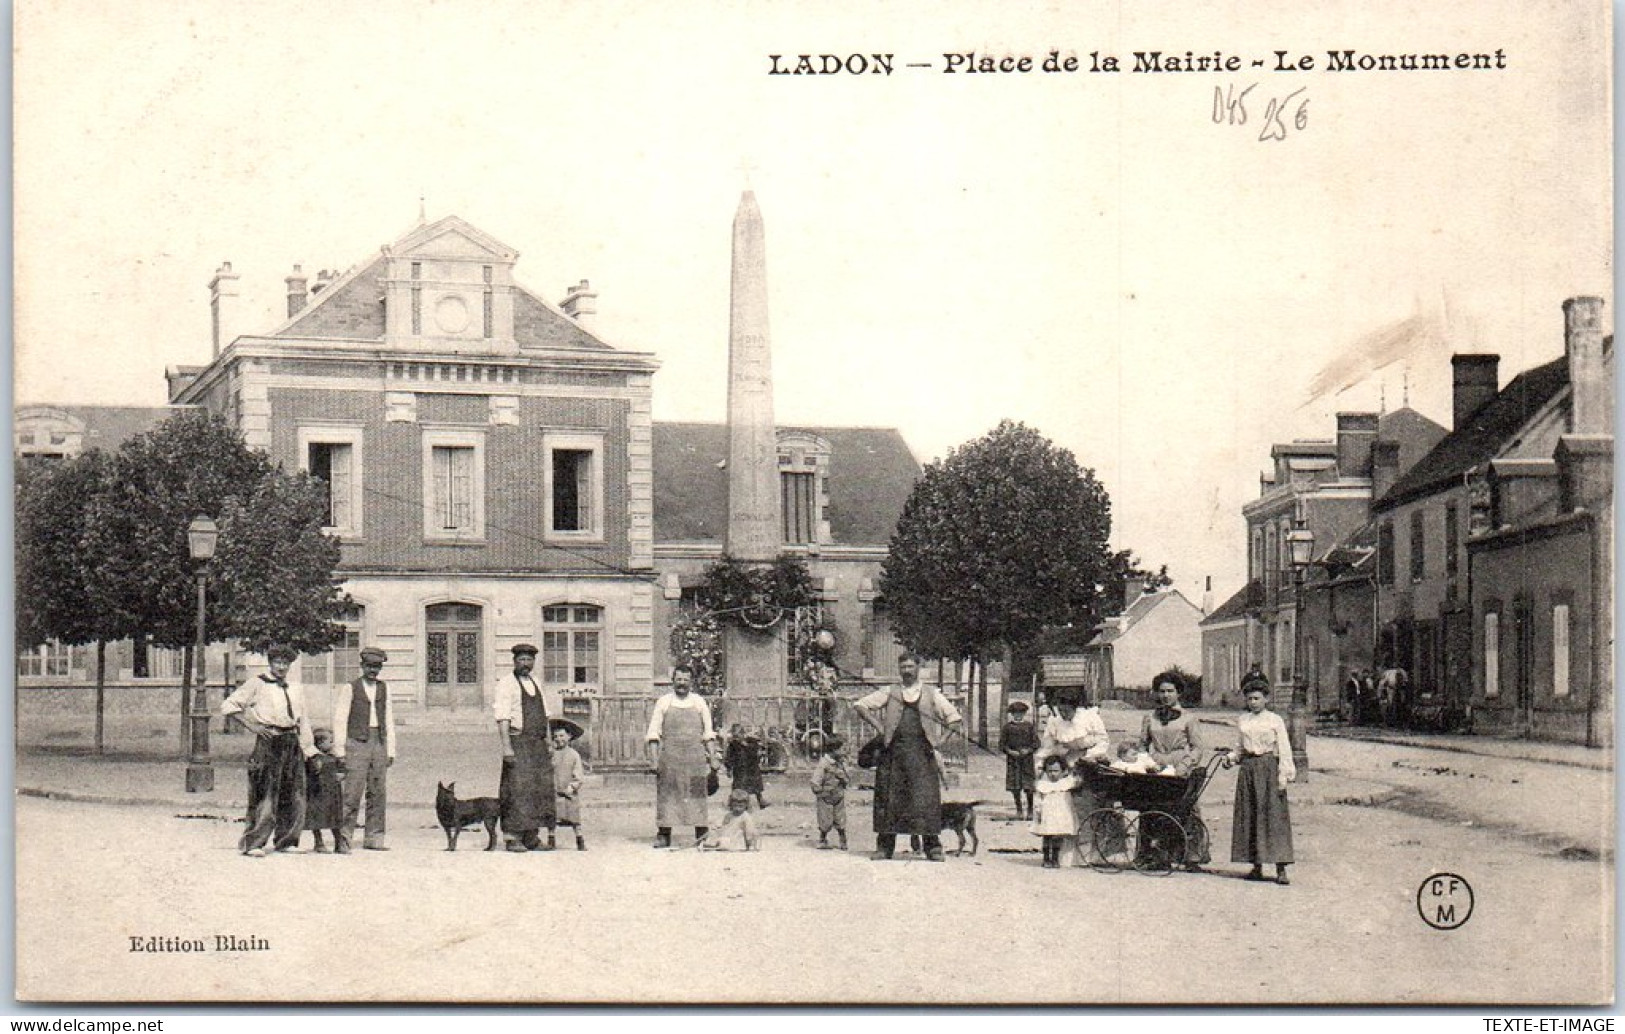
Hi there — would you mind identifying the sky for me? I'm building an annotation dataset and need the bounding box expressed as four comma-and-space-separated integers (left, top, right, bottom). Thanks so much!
13, 0, 1613, 602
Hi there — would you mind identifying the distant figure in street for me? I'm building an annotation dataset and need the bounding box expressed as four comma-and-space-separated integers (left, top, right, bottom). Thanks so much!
1001, 700, 1038, 819
550, 719, 588, 852
1378, 664, 1410, 728
646, 664, 721, 849
221, 644, 317, 857
1140, 670, 1210, 870
1031, 755, 1078, 868
725, 724, 769, 811
332, 646, 395, 853
854, 652, 963, 862
1225, 676, 1296, 885
809, 734, 850, 850
304, 727, 344, 854
493, 643, 560, 852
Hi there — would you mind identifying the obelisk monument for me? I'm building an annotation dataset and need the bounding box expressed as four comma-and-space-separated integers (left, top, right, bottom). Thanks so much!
723, 191, 784, 696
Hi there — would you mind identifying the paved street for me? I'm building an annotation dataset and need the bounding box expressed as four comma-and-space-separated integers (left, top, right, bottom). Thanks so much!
13, 706, 1614, 1004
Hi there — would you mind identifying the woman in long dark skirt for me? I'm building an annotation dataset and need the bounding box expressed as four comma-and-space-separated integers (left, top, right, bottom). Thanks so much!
1226, 679, 1296, 884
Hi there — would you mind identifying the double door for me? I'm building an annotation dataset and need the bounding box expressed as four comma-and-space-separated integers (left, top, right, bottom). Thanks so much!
426, 602, 483, 708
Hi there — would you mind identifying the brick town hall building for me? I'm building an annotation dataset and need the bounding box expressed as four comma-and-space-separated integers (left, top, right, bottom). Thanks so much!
17, 204, 921, 742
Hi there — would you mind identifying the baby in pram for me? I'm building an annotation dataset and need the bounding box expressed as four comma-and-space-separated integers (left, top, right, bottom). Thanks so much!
1109, 740, 1177, 776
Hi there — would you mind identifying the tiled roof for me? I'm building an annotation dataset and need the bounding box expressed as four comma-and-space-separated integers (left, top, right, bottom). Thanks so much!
14, 404, 177, 452
1376, 358, 1568, 510
1376, 406, 1448, 475
1201, 580, 1262, 625
653, 423, 920, 546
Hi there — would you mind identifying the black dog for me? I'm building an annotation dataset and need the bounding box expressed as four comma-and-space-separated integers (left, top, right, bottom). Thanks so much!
909, 801, 983, 856
436, 781, 501, 852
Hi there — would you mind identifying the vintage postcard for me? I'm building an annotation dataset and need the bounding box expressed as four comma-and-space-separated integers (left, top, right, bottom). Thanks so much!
11, 0, 1614, 1008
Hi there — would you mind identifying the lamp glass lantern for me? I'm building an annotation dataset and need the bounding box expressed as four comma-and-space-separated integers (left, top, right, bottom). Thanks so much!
1287, 524, 1316, 569
187, 516, 220, 561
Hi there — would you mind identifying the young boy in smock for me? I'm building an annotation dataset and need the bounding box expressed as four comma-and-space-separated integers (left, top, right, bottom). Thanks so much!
809, 734, 849, 850
550, 719, 588, 851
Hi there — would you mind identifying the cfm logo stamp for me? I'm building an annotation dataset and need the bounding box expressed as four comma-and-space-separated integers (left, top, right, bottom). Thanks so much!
1417, 872, 1474, 930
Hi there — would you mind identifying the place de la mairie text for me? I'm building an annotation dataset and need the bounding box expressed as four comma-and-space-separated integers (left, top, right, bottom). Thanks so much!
767, 48, 1509, 76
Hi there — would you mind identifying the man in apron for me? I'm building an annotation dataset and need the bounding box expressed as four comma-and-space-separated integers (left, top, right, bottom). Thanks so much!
645, 665, 721, 848
493, 643, 560, 852
854, 653, 963, 861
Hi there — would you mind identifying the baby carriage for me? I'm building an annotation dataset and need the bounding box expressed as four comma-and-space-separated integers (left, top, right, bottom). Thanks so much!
1077, 752, 1228, 874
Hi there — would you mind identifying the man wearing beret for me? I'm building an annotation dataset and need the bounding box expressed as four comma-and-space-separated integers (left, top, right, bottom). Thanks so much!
221, 644, 318, 857
332, 646, 396, 853
492, 643, 561, 852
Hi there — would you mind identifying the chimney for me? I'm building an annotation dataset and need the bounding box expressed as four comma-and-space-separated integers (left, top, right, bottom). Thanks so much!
1372, 439, 1403, 501
285, 264, 309, 317
1201, 575, 1213, 615
1122, 576, 1149, 611
1563, 296, 1609, 435
1450, 354, 1500, 430
208, 261, 240, 356
165, 365, 204, 402
561, 278, 598, 329
1335, 412, 1379, 478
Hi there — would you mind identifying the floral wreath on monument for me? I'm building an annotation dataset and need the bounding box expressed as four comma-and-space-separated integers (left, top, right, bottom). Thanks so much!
694, 554, 819, 633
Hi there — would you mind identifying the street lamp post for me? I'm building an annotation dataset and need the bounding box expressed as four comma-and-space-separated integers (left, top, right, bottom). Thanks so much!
1286, 518, 1315, 781
184, 516, 219, 793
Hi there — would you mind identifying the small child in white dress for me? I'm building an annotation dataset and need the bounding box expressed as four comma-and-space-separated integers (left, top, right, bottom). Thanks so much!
1110, 740, 1176, 775
1031, 755, 1079, 868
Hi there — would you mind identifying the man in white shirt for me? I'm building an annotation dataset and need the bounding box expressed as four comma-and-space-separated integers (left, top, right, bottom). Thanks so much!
220, 645, 316, 857
332, 647, 396, 853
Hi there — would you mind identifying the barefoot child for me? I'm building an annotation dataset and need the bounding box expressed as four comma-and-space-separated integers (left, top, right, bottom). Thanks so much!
700, 788, 760, 851
809, 734, 849, 850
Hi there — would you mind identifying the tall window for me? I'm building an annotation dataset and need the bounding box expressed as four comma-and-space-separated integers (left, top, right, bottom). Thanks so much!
1483, 610, 1500, 698
1378, 521, 1396, 585
422, 429, 485, 540
299, 426, 363, 537
411, 261, 423, 334
545, 434, 603, 539
1409, 510, 1426, 582
1552, 604, 1571, 698
542, 605, 603, 692
482, 265, 494, 338
1444, 504, 1459, 577
1251, 527, 1264, 581
303, 606, 364, 688
782, 472, 816, 544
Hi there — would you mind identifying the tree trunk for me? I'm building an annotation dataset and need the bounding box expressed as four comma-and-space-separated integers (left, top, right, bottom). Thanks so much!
977, 653, 990, 749
180, 643, 193, 757
94, 641, 106, 755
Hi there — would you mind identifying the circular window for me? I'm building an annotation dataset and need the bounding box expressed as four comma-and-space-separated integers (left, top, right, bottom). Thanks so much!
434, 294, 471, 334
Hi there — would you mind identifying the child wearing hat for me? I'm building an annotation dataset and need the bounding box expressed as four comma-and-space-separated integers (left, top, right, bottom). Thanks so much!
809, 734, 849, 850
550, 718, 588, 851
1001, 700, 1038, 819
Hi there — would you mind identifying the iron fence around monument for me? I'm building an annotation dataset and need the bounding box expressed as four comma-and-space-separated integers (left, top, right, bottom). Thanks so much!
584, 689, 970, 772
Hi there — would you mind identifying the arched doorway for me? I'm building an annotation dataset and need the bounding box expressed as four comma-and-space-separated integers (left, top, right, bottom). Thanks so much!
426, 602, 483, 708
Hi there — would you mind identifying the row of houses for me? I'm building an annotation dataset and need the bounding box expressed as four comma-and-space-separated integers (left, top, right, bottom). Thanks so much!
1201, 297, 1613, 746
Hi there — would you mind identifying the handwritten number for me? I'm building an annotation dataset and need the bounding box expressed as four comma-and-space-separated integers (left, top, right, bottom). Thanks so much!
1259, 87, 1307, 142
1212, 83, 1253, 125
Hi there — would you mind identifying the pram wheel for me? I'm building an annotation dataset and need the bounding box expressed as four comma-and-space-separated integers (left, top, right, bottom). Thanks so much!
1131, 811, 1186, 875
1083, 808, 1132, 870
1182, 815, 1209, 869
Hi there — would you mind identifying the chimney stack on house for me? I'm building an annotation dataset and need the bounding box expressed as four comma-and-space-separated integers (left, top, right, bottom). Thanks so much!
1450, 354, 1500, 430
209, 262, 240, 357
1372, 439, 1403, 501
165, 365, 204, 402
285, 264, 309, 317
1122, 576, 1151, 611
1563, 295, 1609, 436
310, 269, 334, 296
1335, 412, 1379, 478
561, 279, 598, 329
1202, 575, 1213, 615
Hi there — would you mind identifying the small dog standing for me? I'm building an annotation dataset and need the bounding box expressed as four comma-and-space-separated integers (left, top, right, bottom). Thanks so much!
435, 782, 501, 851
909, 801, 983, 856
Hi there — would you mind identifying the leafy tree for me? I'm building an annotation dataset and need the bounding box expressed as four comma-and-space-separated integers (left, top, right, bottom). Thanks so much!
881, 420, 1118, 739
16, 453, 120, 751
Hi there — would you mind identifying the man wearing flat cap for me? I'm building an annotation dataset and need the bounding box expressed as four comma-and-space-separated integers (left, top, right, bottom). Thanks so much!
332, 646, 396, 853
492, 643, 561, 852
221, 644, 317, 857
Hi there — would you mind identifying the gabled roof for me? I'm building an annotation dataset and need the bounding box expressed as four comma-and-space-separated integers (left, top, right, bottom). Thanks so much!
1376, 357, 1568, 510
1094, 589, 1200, 644
1201, 580, 1262, 626
653, 423, 920, 546
1376, 406, 1448, 476
271, 216, 613, 352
